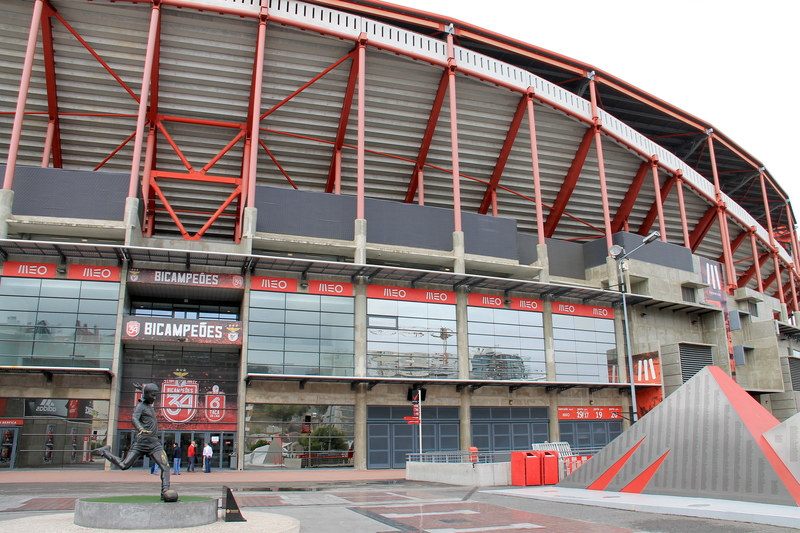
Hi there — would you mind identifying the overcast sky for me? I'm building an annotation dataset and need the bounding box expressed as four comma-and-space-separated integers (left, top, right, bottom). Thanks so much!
390, 0, 799, 206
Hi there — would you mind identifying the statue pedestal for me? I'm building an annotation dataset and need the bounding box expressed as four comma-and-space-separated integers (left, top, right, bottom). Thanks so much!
74, 496, 218, 529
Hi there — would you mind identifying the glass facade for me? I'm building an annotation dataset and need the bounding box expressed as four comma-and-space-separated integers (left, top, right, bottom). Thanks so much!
468, 307, 545, 380
367, 299, 457, 378
245, 403, 355, 467
0, 277, 119, 368
0, 397, 109, 469
553, 314, 617, 382
248, 292, 355, 376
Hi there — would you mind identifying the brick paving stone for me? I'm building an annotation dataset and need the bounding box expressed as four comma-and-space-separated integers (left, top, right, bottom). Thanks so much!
356, 502, 635, 533
5, 498, 77, 511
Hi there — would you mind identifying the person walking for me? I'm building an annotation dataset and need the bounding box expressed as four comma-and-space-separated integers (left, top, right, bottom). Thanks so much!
202, 442, 213, 473
187, 441, 197, 472
172, 442, 182, 475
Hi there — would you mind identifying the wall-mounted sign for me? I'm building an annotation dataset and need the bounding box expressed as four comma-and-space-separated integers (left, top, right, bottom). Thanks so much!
468, 293, 504, 308
557, 406, 622, 420
128, 269, 244, 289
510, 298, 543, 312
1, 261, 56, 278
251, 276, 298, 292
67, 264, 121, 281
0, 419, 23, 426
308, 280, 353, 296
123, 317, 243, 344
367, 285, 455, 304
552, 302, 614, 319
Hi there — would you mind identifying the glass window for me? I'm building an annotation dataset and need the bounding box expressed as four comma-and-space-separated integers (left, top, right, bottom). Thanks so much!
248, 292, 354, 376
0, 277, 41, 296
40, 280, 81, 299
80, 281, 120, 300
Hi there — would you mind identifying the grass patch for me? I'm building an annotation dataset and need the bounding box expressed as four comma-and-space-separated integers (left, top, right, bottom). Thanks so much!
83, 495, 212, 503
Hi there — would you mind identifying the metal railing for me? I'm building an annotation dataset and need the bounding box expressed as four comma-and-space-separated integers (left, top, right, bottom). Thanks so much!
406, 451, 512, 464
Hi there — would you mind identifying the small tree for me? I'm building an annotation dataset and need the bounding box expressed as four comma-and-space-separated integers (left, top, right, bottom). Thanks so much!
298, 425, 348, 451
249, 439, 270, 451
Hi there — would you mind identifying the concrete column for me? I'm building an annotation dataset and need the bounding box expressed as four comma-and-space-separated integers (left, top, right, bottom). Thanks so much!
236, 272, 253, 469
453, 230, 465, 274
548, 398, 559, 442
241, 206, 258, 255
105, 269, 130, 470
123, 197, 141, 246
352, 276, 368, 469
456, 285, 472, 449
543, 296, 556, 381
459, 388, 471, 451
353, 384, 367, 470
354, 218, 367, 264
536, 243, 549, 283
354, 276, 367, 377
456, 286, 469, 380
0, 189, 13, 239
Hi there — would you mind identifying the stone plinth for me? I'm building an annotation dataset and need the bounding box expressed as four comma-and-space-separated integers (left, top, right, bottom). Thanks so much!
74, 497, 218, 529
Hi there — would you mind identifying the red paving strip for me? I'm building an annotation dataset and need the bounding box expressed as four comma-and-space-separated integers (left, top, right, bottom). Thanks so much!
354, 502, 635, 533
5, 498, 77, 511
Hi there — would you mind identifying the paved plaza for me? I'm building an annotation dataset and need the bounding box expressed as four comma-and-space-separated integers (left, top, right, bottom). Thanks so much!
0, 468, 798, 532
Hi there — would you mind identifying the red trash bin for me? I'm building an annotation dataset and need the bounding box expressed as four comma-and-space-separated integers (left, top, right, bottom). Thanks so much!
511, 451, 528, 486
541, 450, 559, 485
525, 452, 542, 486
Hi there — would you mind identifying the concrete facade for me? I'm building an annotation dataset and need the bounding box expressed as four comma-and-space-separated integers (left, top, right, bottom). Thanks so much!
1, 0, 800, 473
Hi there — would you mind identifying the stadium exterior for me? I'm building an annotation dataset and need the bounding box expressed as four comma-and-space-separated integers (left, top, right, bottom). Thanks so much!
1, 0, 800, 471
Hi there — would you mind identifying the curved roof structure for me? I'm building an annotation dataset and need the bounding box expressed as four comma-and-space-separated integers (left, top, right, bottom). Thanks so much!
1, 0, 797, 308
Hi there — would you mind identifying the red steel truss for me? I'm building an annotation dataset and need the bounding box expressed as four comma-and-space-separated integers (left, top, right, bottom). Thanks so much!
2, 0, 798, 304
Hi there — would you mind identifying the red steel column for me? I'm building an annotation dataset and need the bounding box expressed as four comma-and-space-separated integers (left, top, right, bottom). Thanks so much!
41, 121, 55, 168
758, 170, 784, 303
127, 2, 161, 198
446, 33, 462, 232
650, 159, 667, 241
526, 92, 545, 244
589, 79, 613, 251
707, 136, 736, 291
246, 12, 268, 208
749, 230, 765, 292
3, 0, 45, 189
674, 174, 690, 247
356, 36, 367, 220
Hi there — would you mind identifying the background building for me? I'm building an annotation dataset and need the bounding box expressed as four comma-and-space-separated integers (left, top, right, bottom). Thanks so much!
1, 0, 799, 470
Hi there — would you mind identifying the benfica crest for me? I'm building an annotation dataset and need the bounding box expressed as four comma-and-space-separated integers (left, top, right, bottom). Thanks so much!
205, 384, 226, 422
162, 378, 199, 423
126, 320, 141, 337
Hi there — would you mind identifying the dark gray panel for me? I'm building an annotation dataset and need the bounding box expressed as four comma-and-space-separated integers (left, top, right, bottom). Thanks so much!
584, 231, 694, 271
546, 238, 586, 280
560, 366, 798, 506
254, 186, 356, 240
462, 212, 518, 260
6, 165, 128, 221
517, 232, 539, 265
365, 198, 453, 251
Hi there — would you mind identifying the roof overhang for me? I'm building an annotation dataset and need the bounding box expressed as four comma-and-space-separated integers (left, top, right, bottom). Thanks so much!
0, 365, 114, 383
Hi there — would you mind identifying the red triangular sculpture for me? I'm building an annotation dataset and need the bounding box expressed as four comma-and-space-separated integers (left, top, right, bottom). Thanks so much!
559, 366, 800, 506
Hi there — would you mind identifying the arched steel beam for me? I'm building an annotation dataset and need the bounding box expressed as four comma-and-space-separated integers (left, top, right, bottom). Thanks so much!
543, 127, 594, 238
610, 161, 649, 234
478, 95, 528, 215
405, 70, 449, 204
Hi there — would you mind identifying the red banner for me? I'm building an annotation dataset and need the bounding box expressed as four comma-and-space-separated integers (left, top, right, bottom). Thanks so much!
367, 285, 455, 304
122, 317, 242, 344
1, 261, 56, 278
468, 293, 504, 308
0, 419, 23, 426
308, 280, 353, 296
127, 269, 245, 289
552, 301, 614, 319
557, 406, 622, 420
510, 298, 543, 312
251, 276, 298, 292
67, 265, 121, 281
